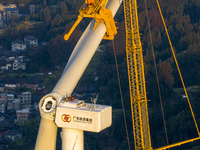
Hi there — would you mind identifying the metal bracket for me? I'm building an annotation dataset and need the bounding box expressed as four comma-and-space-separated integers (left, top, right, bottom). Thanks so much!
64, 0, 117, 41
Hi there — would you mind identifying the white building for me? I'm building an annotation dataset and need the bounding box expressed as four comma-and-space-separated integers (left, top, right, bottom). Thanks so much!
0, 61, 12, 70
11, 40, 26, 52
29, 5, 35, 14
7, 99, 20, 110
6, 94, 14, 101
4, 80, 20, 89
18, 92, 32, 108
24, 36, 38, 47
13, 59, 26, 70
0, 4, 18, 28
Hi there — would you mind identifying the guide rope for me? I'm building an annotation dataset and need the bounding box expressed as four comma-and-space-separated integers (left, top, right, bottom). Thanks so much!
156, 0, 200, 136
144, 0, 169, 146
112, 40, 131, 150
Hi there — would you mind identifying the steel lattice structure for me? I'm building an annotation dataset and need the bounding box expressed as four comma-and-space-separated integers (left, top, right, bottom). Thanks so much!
123, 0, 152, 149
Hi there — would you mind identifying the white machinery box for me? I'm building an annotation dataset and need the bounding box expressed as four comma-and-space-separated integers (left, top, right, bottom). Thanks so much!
55, 100, 112, 132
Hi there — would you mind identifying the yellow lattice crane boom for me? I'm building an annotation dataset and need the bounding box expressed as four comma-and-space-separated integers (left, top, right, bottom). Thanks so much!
123, 0, 152, 149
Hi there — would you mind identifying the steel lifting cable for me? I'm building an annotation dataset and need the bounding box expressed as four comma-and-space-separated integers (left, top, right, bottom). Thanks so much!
155, 0, 200, 136
144, 0, 169, 146
112, 40, 131, 150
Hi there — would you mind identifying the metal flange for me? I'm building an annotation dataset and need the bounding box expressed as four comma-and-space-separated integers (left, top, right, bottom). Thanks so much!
39, 93, 62, 120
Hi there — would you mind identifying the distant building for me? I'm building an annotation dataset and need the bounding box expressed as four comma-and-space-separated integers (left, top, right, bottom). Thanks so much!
0, 93, 17, 113
6, 4, 17, 8
0, 4, 18, 29
16, 108, 30, 123
0, 9, 6, 21
6, 94, 14, 101
24, 36, 38, 47
7, 99, 20, 110
22, 83, 39, 90
6, 56, 15, 61
2, 64, 12, 70
13, 58, 26, 70
4, 79, 20, 89
18, 92, 31, 108
0, 55, 26, 71
0, 60, 12, 71
29, 5, 35, 14
11, 40, 26, 52
4, 7, 19, 21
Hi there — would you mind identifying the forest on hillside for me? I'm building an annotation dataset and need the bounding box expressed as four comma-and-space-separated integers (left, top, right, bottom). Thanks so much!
1, 0, 200, 149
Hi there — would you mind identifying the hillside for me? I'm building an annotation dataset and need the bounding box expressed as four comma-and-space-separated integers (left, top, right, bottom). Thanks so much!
0, 0, 200, 149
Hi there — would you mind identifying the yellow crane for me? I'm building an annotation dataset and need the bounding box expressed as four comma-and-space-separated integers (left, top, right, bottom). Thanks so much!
123, 0, 152, 149
64, 0, 200, 149
123, 0, 200, 149
65, 0, 151, 149
35, 0, 200, 149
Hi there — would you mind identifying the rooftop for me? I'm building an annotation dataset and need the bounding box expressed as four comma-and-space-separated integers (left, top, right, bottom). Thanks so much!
16, 108, 30, 113
21, 91, 31, 94
12, 40, 25, 45
24, 35, 37, 41
4, 7, 19, 12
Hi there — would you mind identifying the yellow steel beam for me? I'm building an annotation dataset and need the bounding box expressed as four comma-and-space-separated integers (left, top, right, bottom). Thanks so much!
64, 16, 83, 41
123, 0, 152, 149
155, 137, 200, 150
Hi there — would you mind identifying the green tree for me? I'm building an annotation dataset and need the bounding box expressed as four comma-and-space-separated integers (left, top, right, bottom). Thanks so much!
43, 7, 52, 26
51, 14, 63, 27
10, 14, 19, 27
158, 60, 174, 88
39, 7, 44, 21
60, 2, 68, 19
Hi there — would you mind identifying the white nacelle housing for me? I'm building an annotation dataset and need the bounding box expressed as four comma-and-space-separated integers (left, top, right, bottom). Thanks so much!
55, 100, 112, 132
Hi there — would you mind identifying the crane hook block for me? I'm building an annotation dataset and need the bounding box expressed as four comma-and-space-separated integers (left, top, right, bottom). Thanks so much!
64, 0, 117, 41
